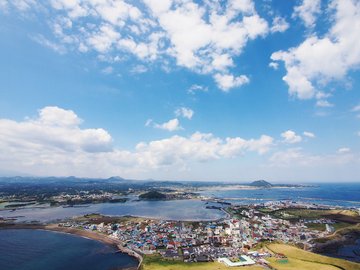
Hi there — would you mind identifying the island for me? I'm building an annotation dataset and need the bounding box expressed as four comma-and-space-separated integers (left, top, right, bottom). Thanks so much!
139, 190, 167, 200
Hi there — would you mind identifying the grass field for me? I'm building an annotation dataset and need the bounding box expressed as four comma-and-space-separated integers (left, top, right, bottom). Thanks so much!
267, 257, 340, 270
140, 254, 263, 270
140, 244, 360, 270
266, 243, 360, 270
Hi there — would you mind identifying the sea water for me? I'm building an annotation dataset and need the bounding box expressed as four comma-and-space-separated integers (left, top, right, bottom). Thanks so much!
0, 229, 138, 270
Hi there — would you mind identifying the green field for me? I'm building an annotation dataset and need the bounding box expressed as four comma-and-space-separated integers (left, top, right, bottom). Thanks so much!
140, 254, 262, 270
261, 208, 360, 231
140, 244, 360, 270
266, 243, 360, 270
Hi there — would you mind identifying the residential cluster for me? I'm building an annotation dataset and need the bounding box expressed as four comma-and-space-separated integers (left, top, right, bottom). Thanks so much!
58, 201, 338, 267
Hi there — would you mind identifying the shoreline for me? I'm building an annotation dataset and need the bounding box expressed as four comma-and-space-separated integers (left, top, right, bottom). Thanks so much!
0, 223, 143, 270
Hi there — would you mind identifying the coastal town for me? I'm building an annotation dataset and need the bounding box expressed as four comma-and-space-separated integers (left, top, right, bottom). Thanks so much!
1, 178, 360, 269
55, 200, 352, 268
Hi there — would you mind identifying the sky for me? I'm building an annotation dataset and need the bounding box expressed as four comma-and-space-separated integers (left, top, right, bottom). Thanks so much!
0, 0, 359, 182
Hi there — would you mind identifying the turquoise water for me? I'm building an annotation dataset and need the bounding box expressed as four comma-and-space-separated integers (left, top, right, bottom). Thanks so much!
0, 229, 138, 270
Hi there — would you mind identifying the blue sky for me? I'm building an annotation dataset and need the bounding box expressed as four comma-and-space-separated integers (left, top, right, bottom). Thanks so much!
0, 0, 359, 182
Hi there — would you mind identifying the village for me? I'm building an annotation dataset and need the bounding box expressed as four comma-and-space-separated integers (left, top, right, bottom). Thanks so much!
58, 200, 338, 268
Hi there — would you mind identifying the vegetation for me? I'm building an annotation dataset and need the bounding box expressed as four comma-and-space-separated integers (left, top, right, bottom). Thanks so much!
74, 214, 148, 224
267, 256, 340, 270
140, 243, 360, 270
139, 191, 167, 200
140, 255, 262, 270
266, 208, 360, 229
266, 243, 360, 270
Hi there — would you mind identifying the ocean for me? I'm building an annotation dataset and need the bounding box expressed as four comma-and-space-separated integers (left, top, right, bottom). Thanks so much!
0, 229, 138, 270
199, 183, 360, 207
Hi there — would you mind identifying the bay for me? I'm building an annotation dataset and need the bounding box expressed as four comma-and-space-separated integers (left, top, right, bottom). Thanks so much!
0, 229, 138, 270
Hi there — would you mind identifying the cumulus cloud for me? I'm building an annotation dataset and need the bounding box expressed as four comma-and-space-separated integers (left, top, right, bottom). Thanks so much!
214, 73, 250, 92
270, 16, 289, 33
154, 118, 182, 132
269, 62, 279, 70
281, 130, 302, 144
175, 107, 194, 120
136, 132, 274, 167
1, 0, 273, 92
272, 0, 360, 101
292, 0, 321, 28
316, 100, 334, 108
187, 84, 208, 94
0, 106, 275, 177
0, 106, 113, 154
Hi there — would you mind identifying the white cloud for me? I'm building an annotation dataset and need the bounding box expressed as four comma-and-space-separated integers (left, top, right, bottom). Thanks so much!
87, 24, 120, 53
269, 62, 279, 70
270, 16, 289, 33
352, 104, 360, 112
101, 66, 113, 74
269, 147, 357, 168
32, 34, 66, 54
3, 0, 273, 92
154, 118, 182, 132
145, 119, 153, 127
175, 107, 194, 120
187, 84, 208, 94
214, 73, 250, 92
292, 0, 321, 28
130, 64, 148, 74
143, 0, 268, 90
136, 132, 274, 167
316, 100, 334, 108
303, 131, 315, 138
281, 130, 302, 144
0, 0, 7, 10
337, 147, 351, 153
269, 148, 310, 166
0, 106, 112, 154
0, 106, 275, 177
272, 0, 360, 101
0, 0, 37, 12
